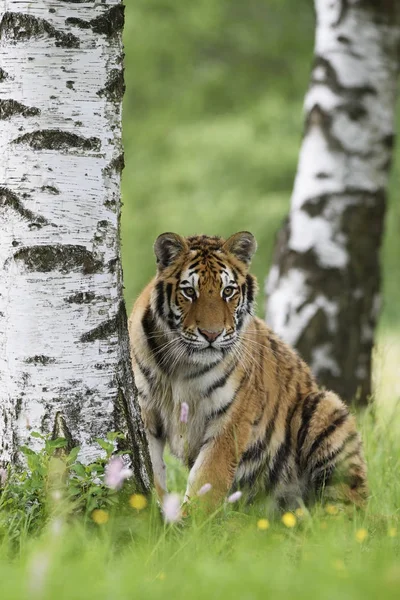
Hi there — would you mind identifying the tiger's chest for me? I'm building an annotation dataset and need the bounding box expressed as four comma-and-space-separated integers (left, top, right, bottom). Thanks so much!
149, 366, 238, 465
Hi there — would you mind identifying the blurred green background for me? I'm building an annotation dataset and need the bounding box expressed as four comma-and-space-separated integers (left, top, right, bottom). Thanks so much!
121, 0, 400, 329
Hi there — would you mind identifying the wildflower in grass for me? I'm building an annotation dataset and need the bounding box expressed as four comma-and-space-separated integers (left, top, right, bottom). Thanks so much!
282, 512, 296, 528
180, 402, 189, 423
388, 527, 397, 538
156, 572, 166, 581
129, 493, 148, 510
162, 493, 181, 523
197, 483, 212, 496
92, 509, 109, 525
325, 504, 339, 516
227, 491, 242, 503
295, 508, 304, 518
355, 528, 368, 543
257, 519, 270, 531
105, 456, 132, 490
0, 468, 7, 486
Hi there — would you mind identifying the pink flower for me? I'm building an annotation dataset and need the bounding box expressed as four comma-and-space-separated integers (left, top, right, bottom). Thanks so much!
227, 491, 242, 503
104, 456, 132, 490
197, 483, 212, 496
162, 493, 181, 523
0, 468, 7, 486
180, 402, 189, 423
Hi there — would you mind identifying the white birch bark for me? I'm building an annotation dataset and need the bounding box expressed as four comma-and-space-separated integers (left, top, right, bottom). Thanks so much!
265, 0, 400, 404
0, 0, 151, 488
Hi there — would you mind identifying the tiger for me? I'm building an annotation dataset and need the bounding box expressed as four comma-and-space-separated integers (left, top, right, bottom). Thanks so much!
128, 231, 368, 511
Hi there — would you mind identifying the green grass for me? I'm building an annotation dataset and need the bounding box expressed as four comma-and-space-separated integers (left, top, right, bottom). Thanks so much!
1, 336, 399, 600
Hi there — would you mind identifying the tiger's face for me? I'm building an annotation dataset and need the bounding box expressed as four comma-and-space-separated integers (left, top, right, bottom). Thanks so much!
153, 232, 258, 359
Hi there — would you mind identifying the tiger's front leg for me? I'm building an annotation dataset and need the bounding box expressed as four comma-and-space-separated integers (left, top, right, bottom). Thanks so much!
184, 423, 251, 510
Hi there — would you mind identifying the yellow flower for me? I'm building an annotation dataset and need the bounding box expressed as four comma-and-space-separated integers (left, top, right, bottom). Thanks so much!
156, 572, 166, 581
355, 528, 368, 543
388, 527, 397, 538
129, 494, 148, 510
282, 512, 296, 528
325, 504, 339, 516
295, 508, 304, 518
92, 509, 109, 525
257, 518, 270, 531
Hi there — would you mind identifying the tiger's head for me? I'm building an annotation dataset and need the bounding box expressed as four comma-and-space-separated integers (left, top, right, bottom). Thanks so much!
152, 232, 258, 361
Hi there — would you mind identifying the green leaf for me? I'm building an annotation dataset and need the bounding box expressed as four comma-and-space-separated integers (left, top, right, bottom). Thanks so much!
95, 439, 114, 454
67, 447, 80, 464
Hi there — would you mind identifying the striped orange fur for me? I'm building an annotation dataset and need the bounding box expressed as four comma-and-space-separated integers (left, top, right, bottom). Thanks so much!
128, 232, 368, 510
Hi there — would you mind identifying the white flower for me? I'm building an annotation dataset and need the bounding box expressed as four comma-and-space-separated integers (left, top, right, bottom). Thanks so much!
104, 456, 132, 490
162, 493, 181, 523
227, 491, 242, 503
197, 483, 212, 496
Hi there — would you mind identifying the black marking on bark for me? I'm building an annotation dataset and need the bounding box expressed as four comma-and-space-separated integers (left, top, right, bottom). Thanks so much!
52, 412, 75, 454
0, 67, 9, 82
305, 105, 373, 158
66, 5, 124, 37
25, 355, 56, 366
0, 12, 80, 48
0, 99, 40, 120
0, 187, 49, 225
64, 291, 96, 304
13, 129, 101, 153
65, 17, 91, 29
41, 185, 60, 195
97, 69, 125, 102
12, 244, 102, 274
311, 56, 376, 100
80, 302, 123, 343
103, 153, 125, 175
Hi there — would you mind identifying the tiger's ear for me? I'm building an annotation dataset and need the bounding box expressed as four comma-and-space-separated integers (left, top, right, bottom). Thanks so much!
154, 232, 188, 270
222, 231, 257, 265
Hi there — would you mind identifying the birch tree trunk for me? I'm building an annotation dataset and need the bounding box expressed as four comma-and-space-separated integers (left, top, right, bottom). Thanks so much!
265, 0, 400, 406
0, 0, 152, 490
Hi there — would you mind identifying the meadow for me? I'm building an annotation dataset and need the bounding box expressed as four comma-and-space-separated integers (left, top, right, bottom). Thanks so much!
1, 1, 400, 598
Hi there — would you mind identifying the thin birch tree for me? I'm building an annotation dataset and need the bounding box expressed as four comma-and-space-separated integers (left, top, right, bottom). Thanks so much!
265, 0, 400, 405
0, 0, 152, 490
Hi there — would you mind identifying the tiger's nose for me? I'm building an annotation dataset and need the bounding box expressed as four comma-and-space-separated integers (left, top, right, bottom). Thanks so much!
199, 328, 223, 343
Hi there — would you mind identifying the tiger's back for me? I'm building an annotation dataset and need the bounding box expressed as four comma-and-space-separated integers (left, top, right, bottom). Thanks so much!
129, 232, 367, 509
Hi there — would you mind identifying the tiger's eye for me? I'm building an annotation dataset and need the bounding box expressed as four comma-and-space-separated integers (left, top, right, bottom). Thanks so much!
182, 287, 196, 299
223, 286, 235, 298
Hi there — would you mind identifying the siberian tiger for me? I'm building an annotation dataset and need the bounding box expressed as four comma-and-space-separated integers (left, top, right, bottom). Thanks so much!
128, 232, 367, 510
